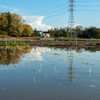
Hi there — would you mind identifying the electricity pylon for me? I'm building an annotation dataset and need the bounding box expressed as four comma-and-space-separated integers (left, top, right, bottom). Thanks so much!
68, 0, 75, 37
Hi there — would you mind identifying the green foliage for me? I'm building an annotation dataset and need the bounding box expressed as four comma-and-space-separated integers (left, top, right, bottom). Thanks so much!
0, 12, 34, 37
0, 13, 8, 31
48, 28, 67, 37
48, 27, 100, 39
22, 24, 34, 37
34, 28, 38, 36
78, 27, 100, 39
0, 42, 28, 46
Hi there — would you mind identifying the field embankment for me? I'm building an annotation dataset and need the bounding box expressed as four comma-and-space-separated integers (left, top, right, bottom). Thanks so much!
0, 37, 100, 46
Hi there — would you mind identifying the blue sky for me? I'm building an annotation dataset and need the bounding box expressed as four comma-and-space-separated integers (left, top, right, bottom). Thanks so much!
0, 0, 100, 30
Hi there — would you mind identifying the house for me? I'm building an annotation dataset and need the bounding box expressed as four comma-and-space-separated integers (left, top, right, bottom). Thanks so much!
36, 31, 50, 38
36, 31, 43, 36
43, 31, 50, 38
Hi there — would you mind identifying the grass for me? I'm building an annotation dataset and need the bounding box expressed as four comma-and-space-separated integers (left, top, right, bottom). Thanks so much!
0, 35, 10, 38
0, 36, 100, 42
54, 37, 100, 41
0, 42, 28, 46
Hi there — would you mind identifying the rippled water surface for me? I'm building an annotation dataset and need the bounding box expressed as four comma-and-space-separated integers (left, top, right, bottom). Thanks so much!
0, 46, 100, 100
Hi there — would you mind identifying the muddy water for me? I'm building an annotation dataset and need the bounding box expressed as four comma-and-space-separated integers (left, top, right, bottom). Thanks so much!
0, 46, 100, 100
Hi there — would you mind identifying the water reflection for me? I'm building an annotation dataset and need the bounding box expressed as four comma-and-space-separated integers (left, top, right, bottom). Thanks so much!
0, 46, 100, 100
0, 46, 100, 66
0, 46, 32, 66
23, 47, 51, 61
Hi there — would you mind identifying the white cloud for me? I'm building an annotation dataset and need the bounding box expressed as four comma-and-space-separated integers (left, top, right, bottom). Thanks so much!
23, 16, 52, 31
0, 5, 52, 31
66, 24, 82, 28
0, 5, 19, 13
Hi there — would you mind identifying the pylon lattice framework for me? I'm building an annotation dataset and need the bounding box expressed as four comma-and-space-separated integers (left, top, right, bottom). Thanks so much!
68, 0, 75, 37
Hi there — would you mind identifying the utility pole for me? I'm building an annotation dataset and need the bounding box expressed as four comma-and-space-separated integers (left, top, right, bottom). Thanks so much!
68, 0, 75, 38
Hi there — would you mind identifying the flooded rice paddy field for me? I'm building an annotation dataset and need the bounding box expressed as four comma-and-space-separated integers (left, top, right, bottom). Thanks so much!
0, 46, 100, 100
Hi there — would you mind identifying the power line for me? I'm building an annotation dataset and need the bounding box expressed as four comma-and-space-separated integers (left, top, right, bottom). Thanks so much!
77, 10, 100, 12
76, 5, 100, 7
28, 2, 67, 15
26, 0, 100, 16
24, 0, 100, 23
76, 1, 100, 2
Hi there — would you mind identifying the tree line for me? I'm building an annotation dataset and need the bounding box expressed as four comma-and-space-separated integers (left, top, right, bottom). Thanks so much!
77, 27, 100, 39
48, 26, 100, 39
0, 12, 100, 39
0, 12, 34, 37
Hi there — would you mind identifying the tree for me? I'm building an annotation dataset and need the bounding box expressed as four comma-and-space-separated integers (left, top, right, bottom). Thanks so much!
80, 27, 100, 38
0, 12, 34, 37
22, 24, 34, 37
6, 12, 12, 35
0, 13, 8, 31
34, 28, 38, 36
0, 13, 8, 35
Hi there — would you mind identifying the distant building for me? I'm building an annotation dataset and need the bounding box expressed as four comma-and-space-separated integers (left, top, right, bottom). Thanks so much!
36, 31, 50, 38
37, 31, 43, 36
43, 31, 50, 38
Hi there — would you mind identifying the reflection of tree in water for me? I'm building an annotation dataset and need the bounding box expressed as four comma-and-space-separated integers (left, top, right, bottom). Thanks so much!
0, 46, 32, 65
47, 46, 100, 53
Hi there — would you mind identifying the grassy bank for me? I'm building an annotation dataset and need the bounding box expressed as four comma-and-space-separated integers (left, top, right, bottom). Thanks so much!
54, 37, 100, 41
29, 42, 99, 47
0, 37, 100, 47
0, 37, 100, 42
0, 42, 28, 46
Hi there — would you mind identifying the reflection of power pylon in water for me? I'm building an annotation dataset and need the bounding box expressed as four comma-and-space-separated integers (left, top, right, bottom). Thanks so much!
67, 48, 75, 85
5, 46, 7, 55
33, 76, 36, 88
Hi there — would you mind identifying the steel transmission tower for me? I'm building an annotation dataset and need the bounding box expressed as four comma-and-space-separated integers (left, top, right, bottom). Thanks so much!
68, 0, 75, 37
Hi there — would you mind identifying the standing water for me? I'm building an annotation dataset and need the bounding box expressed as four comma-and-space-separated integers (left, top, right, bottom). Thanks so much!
0, 46, 100, 100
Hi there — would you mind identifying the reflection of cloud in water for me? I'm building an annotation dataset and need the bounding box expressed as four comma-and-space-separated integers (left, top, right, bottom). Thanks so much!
91, 79, 98, 83
23, 47, 51, 61
0, 65, 16, 71
89, 84, 96, 88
